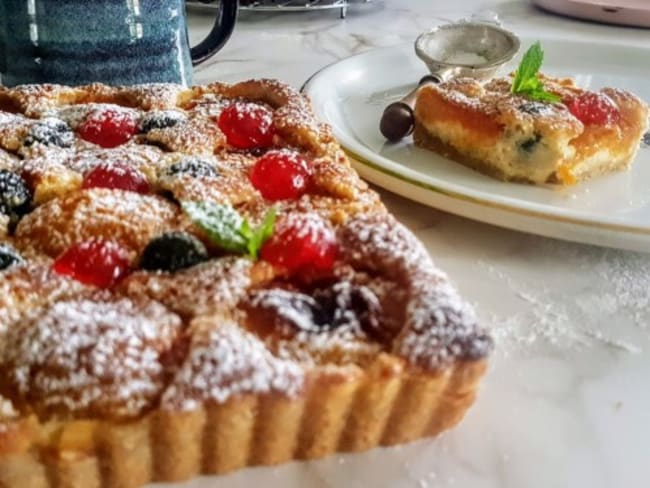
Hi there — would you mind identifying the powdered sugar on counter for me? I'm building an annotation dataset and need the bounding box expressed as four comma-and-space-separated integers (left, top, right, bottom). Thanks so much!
478, 238, 650, 356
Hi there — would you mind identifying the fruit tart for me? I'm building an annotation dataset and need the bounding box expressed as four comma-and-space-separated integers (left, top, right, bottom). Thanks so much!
413, 42, 649, 184
0, 79, 492, 488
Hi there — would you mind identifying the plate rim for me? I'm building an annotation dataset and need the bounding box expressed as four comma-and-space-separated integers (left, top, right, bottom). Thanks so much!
301, 39, 650, 236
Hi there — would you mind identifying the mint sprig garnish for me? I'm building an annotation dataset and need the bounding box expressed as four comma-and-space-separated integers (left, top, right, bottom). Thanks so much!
241, 206, 277, 259
511, 42, 561, 103
182, 201, 276, 259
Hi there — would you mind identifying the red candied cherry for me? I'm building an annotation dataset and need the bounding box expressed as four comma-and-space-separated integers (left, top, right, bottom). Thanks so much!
82, 162, 150, 194
217, 102, 275, 149
250, 150, 313, 201
260, 213, 338, 273
565, 92, 620, 125
52, 239, 131, 288
77, 109, 138, 148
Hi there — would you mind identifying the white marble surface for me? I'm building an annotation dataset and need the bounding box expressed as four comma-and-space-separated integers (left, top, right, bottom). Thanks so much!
175, 2, 650, 487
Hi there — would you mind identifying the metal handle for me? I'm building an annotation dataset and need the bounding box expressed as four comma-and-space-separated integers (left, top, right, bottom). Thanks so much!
379, 75, 440, 142
190, 0, 239, 66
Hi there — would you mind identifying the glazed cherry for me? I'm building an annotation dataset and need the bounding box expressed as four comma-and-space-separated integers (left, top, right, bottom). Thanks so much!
565, 92, 620, 125
82, 162, 150, 194
52, 239, 131, 288
260, 214, 338, 273
77, 109, 138, 148
250, 150, 312, 201
217, 103, 275, 149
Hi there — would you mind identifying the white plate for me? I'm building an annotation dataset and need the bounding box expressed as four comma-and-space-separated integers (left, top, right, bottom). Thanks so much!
302, 39, 650, 252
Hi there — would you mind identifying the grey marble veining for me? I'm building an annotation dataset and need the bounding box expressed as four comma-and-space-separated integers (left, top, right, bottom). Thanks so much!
154, 2, 650, 487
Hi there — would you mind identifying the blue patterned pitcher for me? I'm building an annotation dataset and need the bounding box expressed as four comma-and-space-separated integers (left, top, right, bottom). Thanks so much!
0, 0, 238, 86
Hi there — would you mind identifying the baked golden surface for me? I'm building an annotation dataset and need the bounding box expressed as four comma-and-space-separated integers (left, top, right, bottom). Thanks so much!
0, 80, 492, 488
414, 75, 649, 185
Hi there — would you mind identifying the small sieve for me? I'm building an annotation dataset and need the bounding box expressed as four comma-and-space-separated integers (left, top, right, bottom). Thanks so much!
380, 20, 520, 142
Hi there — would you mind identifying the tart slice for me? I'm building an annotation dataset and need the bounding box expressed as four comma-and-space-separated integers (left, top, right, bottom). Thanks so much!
0, 80, 492, 488
413, 45, 649, 185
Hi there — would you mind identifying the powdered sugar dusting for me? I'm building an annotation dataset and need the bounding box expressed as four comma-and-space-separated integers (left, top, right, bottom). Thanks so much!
4, 298, 182, 419
120, 257, 254, 318
480, 239, 650, 355
65, 144, 166, 176
15, 188, 180, 257
398, 274, 492, 368
0, 263, 88, 339
0, 148, 18, 170
162, 318, 303, 410
46, 103, 141, 130
339, 213, 435, 278
340, 214, 493, 369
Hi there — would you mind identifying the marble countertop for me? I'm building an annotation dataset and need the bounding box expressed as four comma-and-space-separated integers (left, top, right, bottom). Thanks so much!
179, 2, 650, 487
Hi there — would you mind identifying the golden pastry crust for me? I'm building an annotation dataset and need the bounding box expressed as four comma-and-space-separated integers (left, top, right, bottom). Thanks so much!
414, 74, 649, 184
0, 79, 492, 488
14, 189, 182, 258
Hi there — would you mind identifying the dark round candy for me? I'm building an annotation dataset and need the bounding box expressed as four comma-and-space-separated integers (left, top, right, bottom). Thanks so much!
140, 232, 209, 273
24, 117, 74, 148
140, 110, 187, 133
0, 169, 32, 226
162, 158, 219, 179
380, 102, 415, 142
0, 243, 23, 271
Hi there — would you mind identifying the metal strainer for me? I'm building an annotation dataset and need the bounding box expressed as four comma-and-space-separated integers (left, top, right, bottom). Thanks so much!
380, 19, 520, 142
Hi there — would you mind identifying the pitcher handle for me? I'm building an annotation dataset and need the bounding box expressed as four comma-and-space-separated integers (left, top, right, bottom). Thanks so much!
0, 1, 6, 76
0, 38, 5, 76
190, 0, 239, 66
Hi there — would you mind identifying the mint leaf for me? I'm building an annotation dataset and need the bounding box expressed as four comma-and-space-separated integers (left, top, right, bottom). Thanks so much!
247, 207, 277, 259
182, 201, 248, 254
529, 88, 562, 103
511, 42, 561, 103
182, 201, 276, 259
512, 42, 543, 93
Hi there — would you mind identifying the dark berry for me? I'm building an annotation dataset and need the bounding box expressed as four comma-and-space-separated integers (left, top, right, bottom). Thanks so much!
519, 133, 542, 153
0, 169, 32, 226
140, 110, 187, 133
0, 243, 23, 271
24, 117, 74, 148
140, 232, 208, 272
260, 213, 338, 273
217, 103, 275, 149
82, 162, 150, 194
250, 281, 381, 336
77, 109, 138, 148
162, 158, 219, 179
251, 289, 325, 334
250, 150, 312, 201
52, 239, 131, 288
518, 102, 550, 115
565, 92, 620, 125
314, 281, 383, 338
